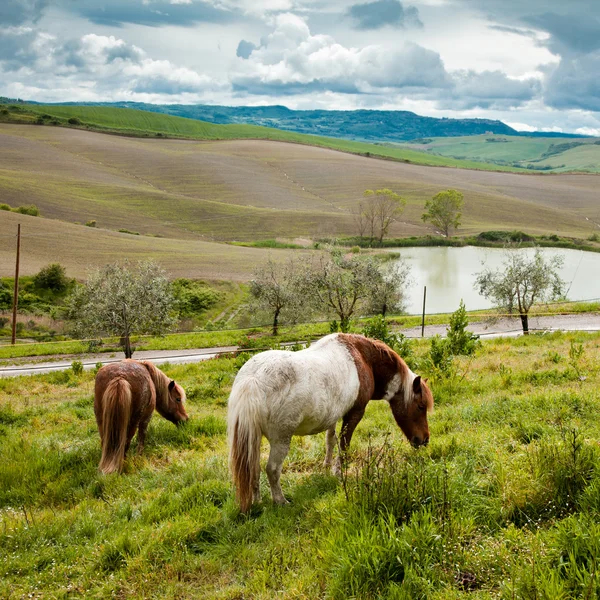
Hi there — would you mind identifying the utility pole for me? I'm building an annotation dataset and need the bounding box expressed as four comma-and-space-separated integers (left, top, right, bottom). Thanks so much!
11, 223, 21, 345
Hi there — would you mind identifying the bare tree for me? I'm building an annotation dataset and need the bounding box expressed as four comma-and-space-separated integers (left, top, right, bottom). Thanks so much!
353, 201, 369, 239
361, 188, 406, 245
422, 189, 464, 237
474, 249, 564, 334
67, 260, 176, 357
249, 257, 307, 335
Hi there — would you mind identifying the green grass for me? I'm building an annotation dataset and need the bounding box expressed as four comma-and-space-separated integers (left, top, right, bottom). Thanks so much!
2, 332, 600, 597
399, 134, 600, 173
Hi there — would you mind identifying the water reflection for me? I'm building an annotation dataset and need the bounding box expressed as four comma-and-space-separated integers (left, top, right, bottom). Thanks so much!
391, 246, 600, 315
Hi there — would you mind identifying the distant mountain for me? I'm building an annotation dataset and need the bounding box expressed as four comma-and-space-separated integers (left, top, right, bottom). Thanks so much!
45, 101, 520, 142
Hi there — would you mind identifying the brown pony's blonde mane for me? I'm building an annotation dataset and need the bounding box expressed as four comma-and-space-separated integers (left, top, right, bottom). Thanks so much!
139, 360, 170, 411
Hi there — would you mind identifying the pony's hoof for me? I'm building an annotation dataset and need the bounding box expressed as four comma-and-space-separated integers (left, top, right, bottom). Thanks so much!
273, 497, 290, 506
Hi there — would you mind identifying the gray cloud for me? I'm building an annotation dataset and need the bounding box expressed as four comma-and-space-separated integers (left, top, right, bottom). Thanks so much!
236, 40, 256, 59
347, 0, 422, 30
67, 0, 235, 28
0, 27, 41, 71
523, 12, 600, 55
545, 51, 600, 112
0, 0, 48, 26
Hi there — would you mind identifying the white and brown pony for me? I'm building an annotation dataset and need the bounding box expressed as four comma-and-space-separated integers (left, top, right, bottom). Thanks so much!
227, 333, 434, 512
94, 359, 188, 474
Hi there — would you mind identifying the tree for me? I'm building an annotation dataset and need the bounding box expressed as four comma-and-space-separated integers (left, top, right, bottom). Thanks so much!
422, 189, 464, 237
67, 260, 177, 358
446, 300, 480, 355
367, 260, 411, 317
474, 249, 564, 334
34, 263, 69, 293
360, 188, 406, 245
249, 257, 307, 335
306, 248, 389, 331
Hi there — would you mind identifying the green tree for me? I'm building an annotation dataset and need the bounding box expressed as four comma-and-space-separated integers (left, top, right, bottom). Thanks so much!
33, 263, 69, 293
446, 300, 480, 355
360, 188, 406, 245
249, 257, 307, 335
367, 260, 411, 317
422, 189, 464, 237
474, 249, 564, 334
67, 260, 176, 358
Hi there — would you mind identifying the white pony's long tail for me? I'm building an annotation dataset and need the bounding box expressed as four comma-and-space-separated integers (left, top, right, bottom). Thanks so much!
227, 377, 263, 513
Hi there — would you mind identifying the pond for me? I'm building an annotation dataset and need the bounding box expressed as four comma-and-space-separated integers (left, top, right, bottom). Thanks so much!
392, 246, 600, 315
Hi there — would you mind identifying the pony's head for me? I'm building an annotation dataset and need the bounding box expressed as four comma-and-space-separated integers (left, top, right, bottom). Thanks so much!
389, 375, 433, 448
158, 379, 189, 425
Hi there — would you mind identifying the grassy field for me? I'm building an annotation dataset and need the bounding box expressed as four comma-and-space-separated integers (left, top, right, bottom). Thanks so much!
400, 135, 600, 172
2, 331, 600, 598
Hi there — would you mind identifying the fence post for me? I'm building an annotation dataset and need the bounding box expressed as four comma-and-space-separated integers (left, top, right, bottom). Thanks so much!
421, 286, 427, 338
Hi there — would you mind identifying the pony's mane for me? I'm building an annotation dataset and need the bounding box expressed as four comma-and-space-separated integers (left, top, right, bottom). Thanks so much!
369, 337, 416, 407
140, 360, 170, 407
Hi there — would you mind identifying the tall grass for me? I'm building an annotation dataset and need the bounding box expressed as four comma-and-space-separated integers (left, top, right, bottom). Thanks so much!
2, 333, 600, 597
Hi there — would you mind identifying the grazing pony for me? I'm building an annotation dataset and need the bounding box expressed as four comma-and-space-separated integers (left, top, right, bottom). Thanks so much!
94, 359, 188, 474
227, 333, 434, 512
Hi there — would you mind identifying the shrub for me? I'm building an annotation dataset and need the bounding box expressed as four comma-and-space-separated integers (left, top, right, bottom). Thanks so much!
71, 360, 84, 376
34, 263, 69, 293
85, 220, 96, 227
68, 117, 81, 125
361, 315, 416, 367
14, 205, 39, 216
446, 300, 480, 356
587, 233, 600, 242
0, 203, 10, 211
172, 279, 220, 317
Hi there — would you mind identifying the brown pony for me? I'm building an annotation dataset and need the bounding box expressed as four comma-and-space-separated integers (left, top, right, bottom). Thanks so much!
94, 359, 188, 474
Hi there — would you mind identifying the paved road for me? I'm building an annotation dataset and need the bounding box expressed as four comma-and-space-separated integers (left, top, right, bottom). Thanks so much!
2, 313, 600, 378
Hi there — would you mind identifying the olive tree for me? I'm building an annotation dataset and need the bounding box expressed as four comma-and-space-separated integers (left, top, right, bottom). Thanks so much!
249, 257, 307, 335
67, 260, 177, 357
474, 249, 564, 334
422, 189, 464, 237
367, 260, 412, 317
306, 248, 409, 331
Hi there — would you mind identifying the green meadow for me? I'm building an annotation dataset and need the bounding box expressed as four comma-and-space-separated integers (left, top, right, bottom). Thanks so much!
2, 331, 600, 598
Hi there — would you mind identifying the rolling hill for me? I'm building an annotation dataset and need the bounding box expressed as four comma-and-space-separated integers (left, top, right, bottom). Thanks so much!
398, 135, 600, 173
1, 120, 600, 281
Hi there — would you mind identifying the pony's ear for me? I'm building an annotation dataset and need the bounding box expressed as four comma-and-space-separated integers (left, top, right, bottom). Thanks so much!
168, 380, 175, 391
412, 376, 422, 394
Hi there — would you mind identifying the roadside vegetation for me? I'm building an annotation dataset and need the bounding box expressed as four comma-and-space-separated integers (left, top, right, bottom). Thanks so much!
2, 330, 600, 597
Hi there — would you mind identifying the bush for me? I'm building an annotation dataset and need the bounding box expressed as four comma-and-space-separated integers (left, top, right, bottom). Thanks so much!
71, 361, 84, 376
0, 203, 10, 211
172, 279, 220, 317
446, 300, 480, 356
14, 205, 39, 216
361, 315, 415, 364
85, 220, 96, 227
477, 230, 535, 243
68, 117, 81, 125
34, 263, 69, 293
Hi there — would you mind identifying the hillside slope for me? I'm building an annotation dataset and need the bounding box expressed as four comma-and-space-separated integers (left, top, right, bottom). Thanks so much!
1, 123, 599, 282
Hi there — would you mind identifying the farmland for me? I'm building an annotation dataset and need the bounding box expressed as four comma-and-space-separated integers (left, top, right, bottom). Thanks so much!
399, 135, 600, 173
1, 121, 600, 280
2, 331, 600, 597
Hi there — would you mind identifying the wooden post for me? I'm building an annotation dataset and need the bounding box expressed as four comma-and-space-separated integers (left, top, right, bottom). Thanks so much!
11, 223, 21, 345
421, 285, 427, 338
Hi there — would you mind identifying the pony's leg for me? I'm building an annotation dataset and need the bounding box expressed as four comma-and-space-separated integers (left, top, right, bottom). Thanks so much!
137, 419, 150, 455
333, 408, 366, 476
266, 438, 291, 505
323, 426, 337, 469
252, 475, 261, 503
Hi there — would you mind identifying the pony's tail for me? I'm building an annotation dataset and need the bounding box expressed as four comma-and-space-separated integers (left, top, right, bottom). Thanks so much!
227, 378, 263, 513
98, 378, 132, 475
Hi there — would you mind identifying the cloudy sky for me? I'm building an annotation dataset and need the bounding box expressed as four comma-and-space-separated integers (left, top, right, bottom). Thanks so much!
1, 0, 600, 133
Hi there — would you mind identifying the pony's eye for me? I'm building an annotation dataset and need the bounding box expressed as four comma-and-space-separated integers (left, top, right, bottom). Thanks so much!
175, 397, 181, 403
